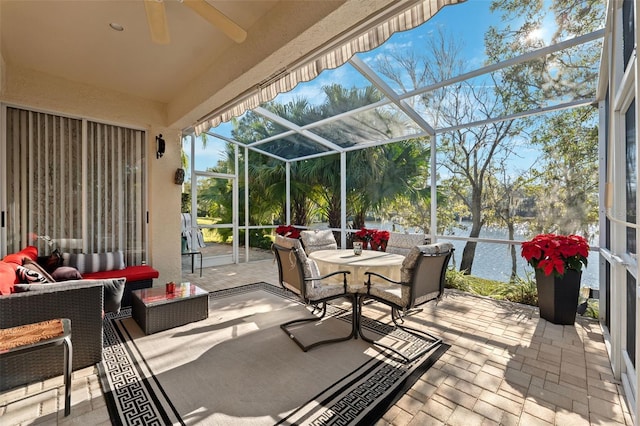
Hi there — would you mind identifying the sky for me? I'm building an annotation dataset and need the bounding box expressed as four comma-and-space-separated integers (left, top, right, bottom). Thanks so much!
185, 0, 598, 176
186, 0, 497, 170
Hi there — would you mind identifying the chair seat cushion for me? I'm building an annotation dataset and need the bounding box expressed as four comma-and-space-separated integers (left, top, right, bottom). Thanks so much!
306, 281, 346, 300
368, 283, 410, 308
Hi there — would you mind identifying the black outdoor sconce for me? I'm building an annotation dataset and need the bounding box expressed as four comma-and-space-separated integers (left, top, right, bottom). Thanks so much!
156, 134, 165, 159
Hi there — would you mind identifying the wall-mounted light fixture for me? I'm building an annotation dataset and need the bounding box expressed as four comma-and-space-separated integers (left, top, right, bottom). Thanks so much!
174, 168, 185, 185
156, 134, 165, 159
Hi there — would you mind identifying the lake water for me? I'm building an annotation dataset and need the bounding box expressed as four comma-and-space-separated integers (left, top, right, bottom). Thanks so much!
437, 223, 599, 290
322, 220, 600, 289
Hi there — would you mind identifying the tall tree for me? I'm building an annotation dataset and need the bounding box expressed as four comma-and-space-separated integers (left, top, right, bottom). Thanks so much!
484, 164, 537, 280
486, 0, 604, 240
528, 107, 599, 236
376, 28, 524, 274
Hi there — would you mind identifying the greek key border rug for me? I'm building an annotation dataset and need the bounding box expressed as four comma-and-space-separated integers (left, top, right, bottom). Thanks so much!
99, 282, 448, 425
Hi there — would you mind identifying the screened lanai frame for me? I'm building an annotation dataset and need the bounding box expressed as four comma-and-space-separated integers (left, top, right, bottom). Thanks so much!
180, 0, 635, 418
185, 17, 605, 263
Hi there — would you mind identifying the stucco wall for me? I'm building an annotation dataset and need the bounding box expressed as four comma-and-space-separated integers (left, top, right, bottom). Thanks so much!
0, 65, 182, 284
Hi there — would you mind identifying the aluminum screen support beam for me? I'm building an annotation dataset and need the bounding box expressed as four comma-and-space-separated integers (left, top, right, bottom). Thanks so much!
244, 145, 249, 263
349, 55, 436, 136
431, 134, 437, 243
341, 152, 347, 248
286, 162, 291, 225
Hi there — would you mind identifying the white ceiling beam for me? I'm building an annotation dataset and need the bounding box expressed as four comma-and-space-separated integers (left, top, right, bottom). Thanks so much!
349, 55, 436, 136
254, 106, 345, 152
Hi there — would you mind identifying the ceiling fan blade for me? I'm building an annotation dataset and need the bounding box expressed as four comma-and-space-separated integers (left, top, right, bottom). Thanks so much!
182, 0, 247, 43
143, 0, 170, 45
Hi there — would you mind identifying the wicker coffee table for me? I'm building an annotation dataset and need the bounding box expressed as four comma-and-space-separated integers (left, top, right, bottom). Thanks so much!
131, 283, 208, 334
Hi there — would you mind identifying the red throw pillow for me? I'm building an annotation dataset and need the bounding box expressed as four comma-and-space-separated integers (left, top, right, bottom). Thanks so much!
0, 261, 19, 294
3, 246, 39, 265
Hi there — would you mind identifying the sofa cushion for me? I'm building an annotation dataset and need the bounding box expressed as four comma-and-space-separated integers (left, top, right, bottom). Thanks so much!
37, 251, 63, 273
0, 261, 19, 295
82, 265, 159, 283
62, 251, 125, 274
102, 278, 126, 314
18, 259, 55, 283
13, 278, 126, 314
51, 266, 83, 281
3, 246, 38, 266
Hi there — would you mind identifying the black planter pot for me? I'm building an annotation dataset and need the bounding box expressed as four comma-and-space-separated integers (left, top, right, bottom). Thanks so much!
535, 269, 581, 325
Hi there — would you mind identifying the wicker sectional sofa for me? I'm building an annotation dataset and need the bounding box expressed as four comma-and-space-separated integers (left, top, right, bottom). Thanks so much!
0, 280, 104, 391
0, 246, 160, 391
0, 246, 159, 305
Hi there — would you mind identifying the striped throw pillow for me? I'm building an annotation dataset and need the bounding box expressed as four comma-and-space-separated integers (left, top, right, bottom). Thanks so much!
62, 251, 126, 274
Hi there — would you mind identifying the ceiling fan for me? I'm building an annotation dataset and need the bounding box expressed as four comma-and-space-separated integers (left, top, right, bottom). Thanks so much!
143, 0, 247, 45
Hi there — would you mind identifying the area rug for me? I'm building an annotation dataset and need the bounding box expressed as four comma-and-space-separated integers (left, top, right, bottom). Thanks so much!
99, 282, 448, 425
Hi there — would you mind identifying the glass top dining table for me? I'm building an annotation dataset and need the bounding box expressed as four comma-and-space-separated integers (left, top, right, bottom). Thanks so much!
308, 249, 405, 287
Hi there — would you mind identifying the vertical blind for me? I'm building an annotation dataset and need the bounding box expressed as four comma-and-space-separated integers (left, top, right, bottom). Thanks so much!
5, 107, 147, 265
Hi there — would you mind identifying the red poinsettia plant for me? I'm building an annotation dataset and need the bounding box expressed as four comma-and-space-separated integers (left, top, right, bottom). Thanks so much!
354, 227, 375, 242
372, 230, 390, 245
521, 233, 589, 277
275, 225, 301, 239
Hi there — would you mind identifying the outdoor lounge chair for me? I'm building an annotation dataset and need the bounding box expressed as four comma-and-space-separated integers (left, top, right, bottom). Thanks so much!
358, 242, 454, 362
272, 235, 356, 352
180, 213, 206, 252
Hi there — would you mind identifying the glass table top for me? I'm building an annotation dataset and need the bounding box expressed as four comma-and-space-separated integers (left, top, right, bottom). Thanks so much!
134, 282, 208, 305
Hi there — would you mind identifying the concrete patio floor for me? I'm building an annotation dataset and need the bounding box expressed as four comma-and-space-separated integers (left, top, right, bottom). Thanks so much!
0, 258, 633, 425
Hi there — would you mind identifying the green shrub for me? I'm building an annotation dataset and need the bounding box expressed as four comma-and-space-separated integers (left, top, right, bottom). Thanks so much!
445, 269, 471, 292
445, 270, 601, 319
247, 229, 273, 250
498, 274, 538, 306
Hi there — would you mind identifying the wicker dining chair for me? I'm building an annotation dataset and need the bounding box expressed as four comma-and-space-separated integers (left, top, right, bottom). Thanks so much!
272, 235, 356, 352
358, 242, 454, 362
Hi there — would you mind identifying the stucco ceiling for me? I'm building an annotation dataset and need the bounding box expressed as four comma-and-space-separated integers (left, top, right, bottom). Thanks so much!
1, 0, 284, 103
2, 0, 396, 129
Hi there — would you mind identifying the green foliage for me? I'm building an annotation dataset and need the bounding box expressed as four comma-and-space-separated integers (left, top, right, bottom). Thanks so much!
229, 85, 429, 230
499, 274, 539, 306
181, 191, 191, 214
446, 270, 599, 320
198, 225, 273, 250
583, 299, 599, 320
445, 269, 471, 292
182, 2, 602, 286
447, 269, 538, 305
245, 229, 274, 250
527, 108, 599, 236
